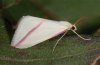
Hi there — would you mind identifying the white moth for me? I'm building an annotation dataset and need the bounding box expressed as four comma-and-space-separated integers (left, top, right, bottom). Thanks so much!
11, 16, 90, 50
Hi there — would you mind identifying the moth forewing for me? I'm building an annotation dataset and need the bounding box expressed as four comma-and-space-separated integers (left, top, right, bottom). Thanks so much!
11, 16, 72, 49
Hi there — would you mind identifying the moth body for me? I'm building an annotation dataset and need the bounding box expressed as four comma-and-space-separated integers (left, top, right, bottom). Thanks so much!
11, 16, 74, 49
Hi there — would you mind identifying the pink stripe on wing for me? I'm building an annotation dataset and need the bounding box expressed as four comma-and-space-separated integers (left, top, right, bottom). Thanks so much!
14, 21, 44, 48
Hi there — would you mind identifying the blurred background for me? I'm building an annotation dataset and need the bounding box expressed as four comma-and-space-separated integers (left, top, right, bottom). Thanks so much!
0, 0, 100, 39
0, 0, 100, 65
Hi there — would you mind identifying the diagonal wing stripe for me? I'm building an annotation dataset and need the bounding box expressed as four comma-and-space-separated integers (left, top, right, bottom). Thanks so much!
14, 20, 44, 47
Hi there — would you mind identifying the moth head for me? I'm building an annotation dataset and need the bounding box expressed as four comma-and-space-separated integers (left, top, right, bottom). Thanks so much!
71, 25, 77, 31
60, 21, 77, 31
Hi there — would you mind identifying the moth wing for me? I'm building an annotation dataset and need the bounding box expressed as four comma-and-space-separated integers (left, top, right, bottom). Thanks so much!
11, 16, 72, 49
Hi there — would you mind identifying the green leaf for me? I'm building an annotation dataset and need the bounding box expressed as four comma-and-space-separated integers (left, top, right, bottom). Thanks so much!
0, 17, 9, 42
0, 36, 100, 65
93, 28, 100, 36
0, 0, 100, 65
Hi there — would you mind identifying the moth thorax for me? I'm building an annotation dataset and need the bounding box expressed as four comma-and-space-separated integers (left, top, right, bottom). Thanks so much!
60, 21, 73, 30
60, 21, 72, 26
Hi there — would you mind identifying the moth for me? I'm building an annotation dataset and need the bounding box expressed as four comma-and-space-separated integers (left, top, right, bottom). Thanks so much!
11, 16, 90, 51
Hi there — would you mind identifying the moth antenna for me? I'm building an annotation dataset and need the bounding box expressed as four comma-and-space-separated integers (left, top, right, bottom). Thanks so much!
71, 29, 91, 40
52, 30, 68, 53
74, 16, 88, 26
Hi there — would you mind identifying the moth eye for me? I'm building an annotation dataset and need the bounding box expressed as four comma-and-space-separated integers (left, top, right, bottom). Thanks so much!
71, 26, 75, 30
71, 25, 77, 31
